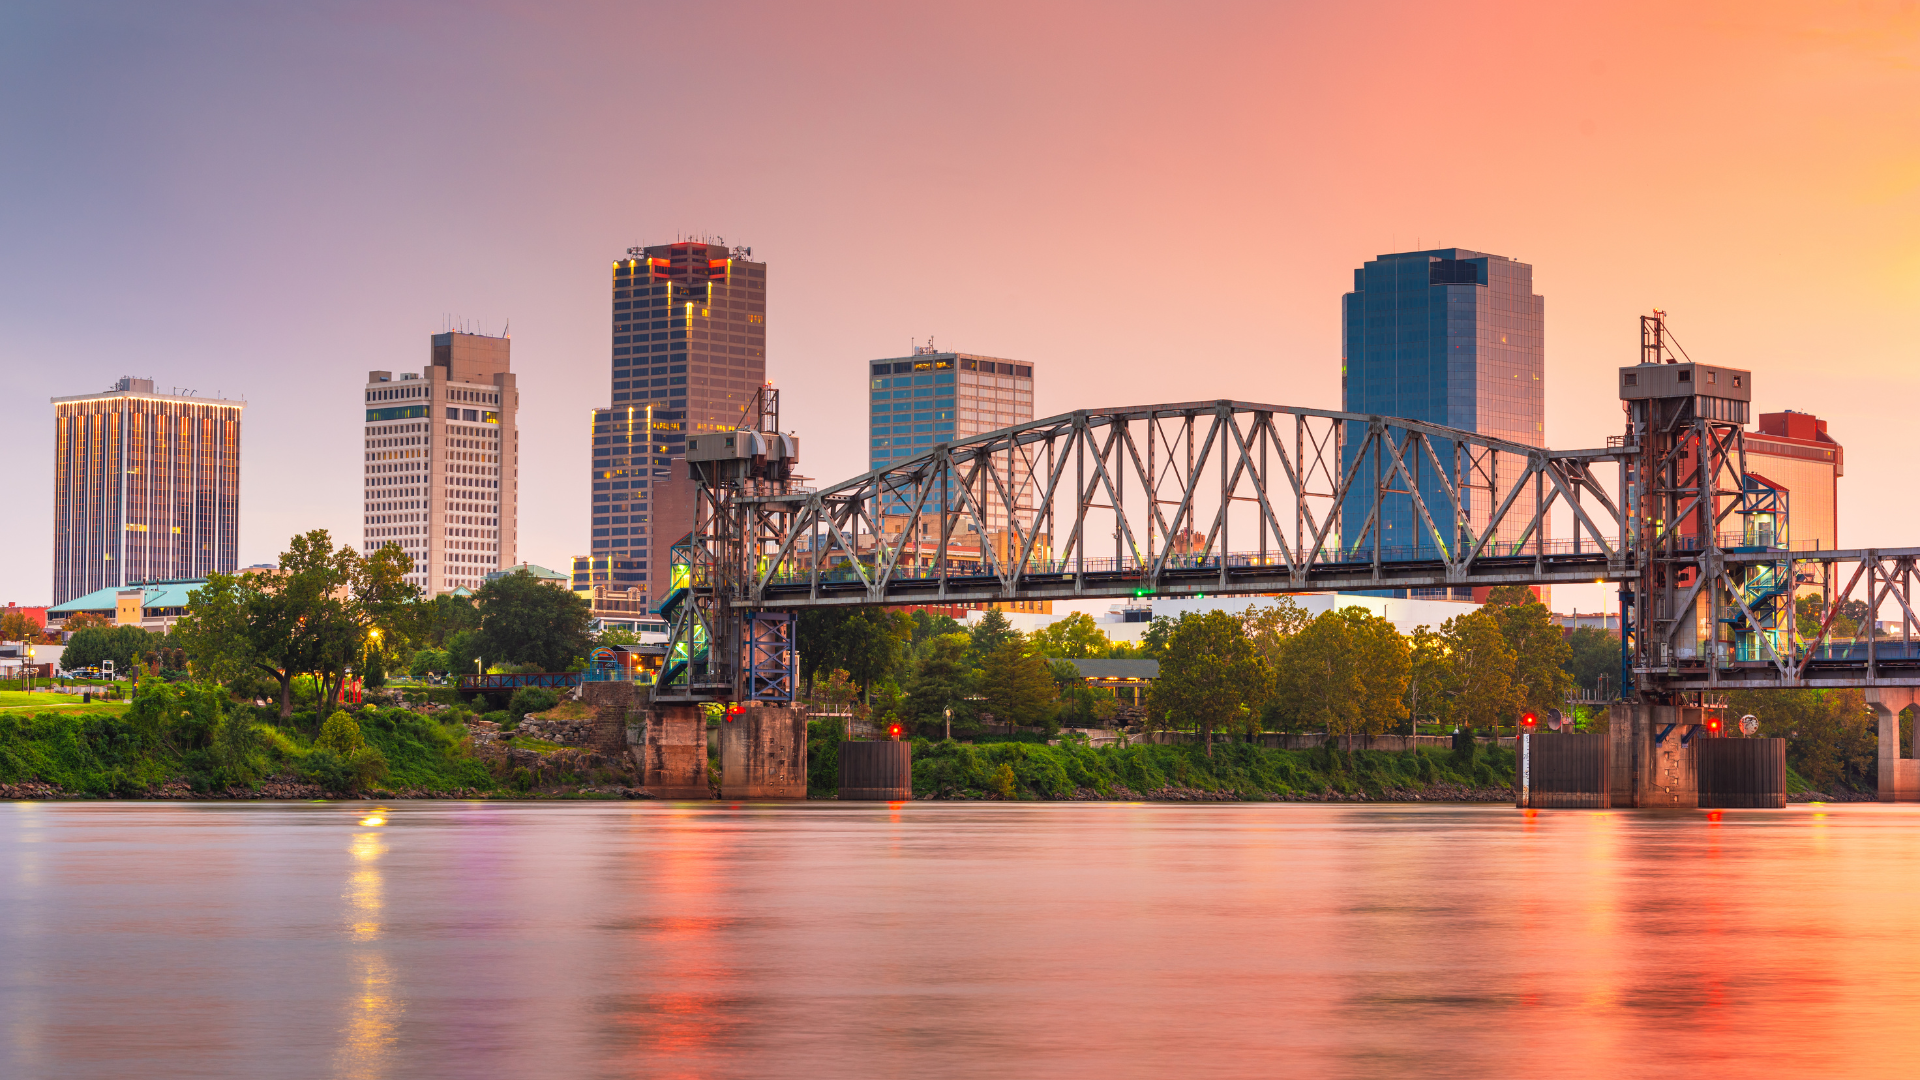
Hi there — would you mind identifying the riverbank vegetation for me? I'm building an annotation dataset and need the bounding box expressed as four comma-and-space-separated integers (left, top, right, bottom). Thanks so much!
0, 677, 507, 797
798, 586, 1575, 748
805, 720, 1516, 801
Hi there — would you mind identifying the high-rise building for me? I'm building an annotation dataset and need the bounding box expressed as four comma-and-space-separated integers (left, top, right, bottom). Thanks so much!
1340, 248, 1544, 598
1746, 410, 1842, 551
866, 347, 1035, 532
573, 241, 768, 607
50, 377, 244, 604
362, 330, 518, 596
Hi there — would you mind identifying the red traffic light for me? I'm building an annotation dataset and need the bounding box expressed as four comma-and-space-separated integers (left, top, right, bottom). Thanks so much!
1520, 712, 1537, 728
888, 723, 903, 740
1707, 716, 1721, 733
725, 702, 745, 721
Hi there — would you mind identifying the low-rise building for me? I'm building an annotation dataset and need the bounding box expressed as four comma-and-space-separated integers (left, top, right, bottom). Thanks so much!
47, 579, 207, 634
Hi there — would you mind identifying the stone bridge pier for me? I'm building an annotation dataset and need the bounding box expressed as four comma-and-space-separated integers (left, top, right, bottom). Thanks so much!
1866, 688, 1920, 802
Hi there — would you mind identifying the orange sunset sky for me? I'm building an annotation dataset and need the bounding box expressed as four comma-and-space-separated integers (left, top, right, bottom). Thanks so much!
2, 1, 1916, 612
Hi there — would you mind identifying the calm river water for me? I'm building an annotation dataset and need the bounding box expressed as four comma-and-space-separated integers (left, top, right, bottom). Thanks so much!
6, 800, 1920, 1079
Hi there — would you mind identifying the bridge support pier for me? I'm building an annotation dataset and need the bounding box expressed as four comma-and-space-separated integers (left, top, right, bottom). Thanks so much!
642, 704, 713, 799
719, 705, 808, 799
579, 681, 644, 758
1609, 701, 1701, 808
1866, 689, 1920, 803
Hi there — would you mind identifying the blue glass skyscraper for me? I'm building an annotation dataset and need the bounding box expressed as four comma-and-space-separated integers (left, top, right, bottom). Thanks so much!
1339, 248, 1544, 593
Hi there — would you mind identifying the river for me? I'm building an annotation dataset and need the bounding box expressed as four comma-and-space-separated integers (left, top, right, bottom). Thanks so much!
4, 800, 1920, 1079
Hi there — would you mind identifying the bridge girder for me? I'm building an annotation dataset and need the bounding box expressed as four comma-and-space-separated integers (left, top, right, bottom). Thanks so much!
735, 400, 1634, 608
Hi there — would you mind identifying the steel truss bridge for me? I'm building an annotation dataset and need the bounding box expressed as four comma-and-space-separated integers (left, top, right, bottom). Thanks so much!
658, 345, 1920, 703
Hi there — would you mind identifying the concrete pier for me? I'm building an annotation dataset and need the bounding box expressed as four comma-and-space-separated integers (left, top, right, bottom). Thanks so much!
579, 681, 644, 757
1609, 701, 1703, 808
1867, 688, 1920, 802
642, 703, 712, 799
719, 705, 808, 799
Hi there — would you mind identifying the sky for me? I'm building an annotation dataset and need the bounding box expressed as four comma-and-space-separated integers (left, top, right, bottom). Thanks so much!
2, 0, 1916, 615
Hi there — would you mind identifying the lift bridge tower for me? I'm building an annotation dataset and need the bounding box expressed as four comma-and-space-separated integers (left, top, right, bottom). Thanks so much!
657, 387, 802, 704
641, 388, 809, 800
1614, 312, 1790, 805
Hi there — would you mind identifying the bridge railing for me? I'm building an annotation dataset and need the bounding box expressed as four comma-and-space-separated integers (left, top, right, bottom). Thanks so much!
760, 537, 1639, 589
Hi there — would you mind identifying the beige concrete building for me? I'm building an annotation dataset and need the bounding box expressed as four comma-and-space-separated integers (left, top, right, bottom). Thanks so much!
1746, 410, 1842, 551
362, 331, 518, 596
49, 378, 244, 604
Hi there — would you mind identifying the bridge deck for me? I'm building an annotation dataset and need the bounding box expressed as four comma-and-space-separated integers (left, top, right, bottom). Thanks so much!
750, 551, 1628, 607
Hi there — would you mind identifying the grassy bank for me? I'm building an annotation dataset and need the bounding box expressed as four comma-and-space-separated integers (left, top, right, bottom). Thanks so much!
808, 722, 1516, 801
0, 693, 507, 798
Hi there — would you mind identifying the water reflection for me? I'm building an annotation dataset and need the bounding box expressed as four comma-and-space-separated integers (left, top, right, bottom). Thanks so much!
336, 814, 398, 1080
6, 802, 1920, 1078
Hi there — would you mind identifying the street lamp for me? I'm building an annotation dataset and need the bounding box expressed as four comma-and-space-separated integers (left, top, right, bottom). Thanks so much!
944, 705, 952, 742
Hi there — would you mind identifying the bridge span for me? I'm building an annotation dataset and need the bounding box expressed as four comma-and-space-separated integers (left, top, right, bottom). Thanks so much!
641, 322, 1920, 806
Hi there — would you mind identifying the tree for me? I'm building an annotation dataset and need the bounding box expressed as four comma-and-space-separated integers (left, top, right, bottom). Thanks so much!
471, 569, 592, 672
1483, 585, 1572, 717
1440, 610, 1516, 732
423, 592, 481, 647
61, 611, 111, 632
826, 608, 912, 702
1240, 599, 1311, 668
1797, 594, 1867, 643
797, 608, 856, 696
1726, 687, 1874, 790
1271, 607, 1408, 741
175, 529, 422, 722
410, 647, 451, 677
904, 632, 975, 733
0, 610, 46, 644
1565, 627, 1620, 694
1147, 609, 1270, 754
63, 625, 152, 676
1404, 625, 1453, 734
1140, 615, 1179, 659
1028, 612, 1112, 659
967, 609, 1021, 665
979, 637, 1059, 734
909, 610, 965, 647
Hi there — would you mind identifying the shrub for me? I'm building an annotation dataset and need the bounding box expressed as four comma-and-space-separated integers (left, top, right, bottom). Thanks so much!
316, 714, 365, 755
508, 687, 560, 718
988, 763, 1018, 799
351, 746, 390, 790
483, 710, 513, 730
299, 748, 354, 792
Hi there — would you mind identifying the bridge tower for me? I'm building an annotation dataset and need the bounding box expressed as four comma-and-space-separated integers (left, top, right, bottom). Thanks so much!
1614, 312, 1781, 805
646, 388, 806, 798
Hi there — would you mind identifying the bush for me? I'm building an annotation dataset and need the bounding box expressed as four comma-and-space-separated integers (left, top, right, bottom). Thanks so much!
351, 746, 390, 790
316, 714, 365, 755
988, 763, 1018, 798
299, 748, 354, 792
483, 710, 513, 730
807, 719, 845, 796
508, 687, 560, 718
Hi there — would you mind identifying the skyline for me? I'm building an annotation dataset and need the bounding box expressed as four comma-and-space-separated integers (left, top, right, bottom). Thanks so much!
4, 2, 1917, 613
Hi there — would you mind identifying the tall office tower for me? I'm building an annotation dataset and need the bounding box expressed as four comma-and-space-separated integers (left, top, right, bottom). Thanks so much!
362, 330, 518, 597
50, 377, 244, 604
1339, 248, 1544, 599
866, 347, 1035, 532
574, 241, 767, 607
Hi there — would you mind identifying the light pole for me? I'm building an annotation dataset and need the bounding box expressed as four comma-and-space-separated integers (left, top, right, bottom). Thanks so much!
944, 705, 952, 742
